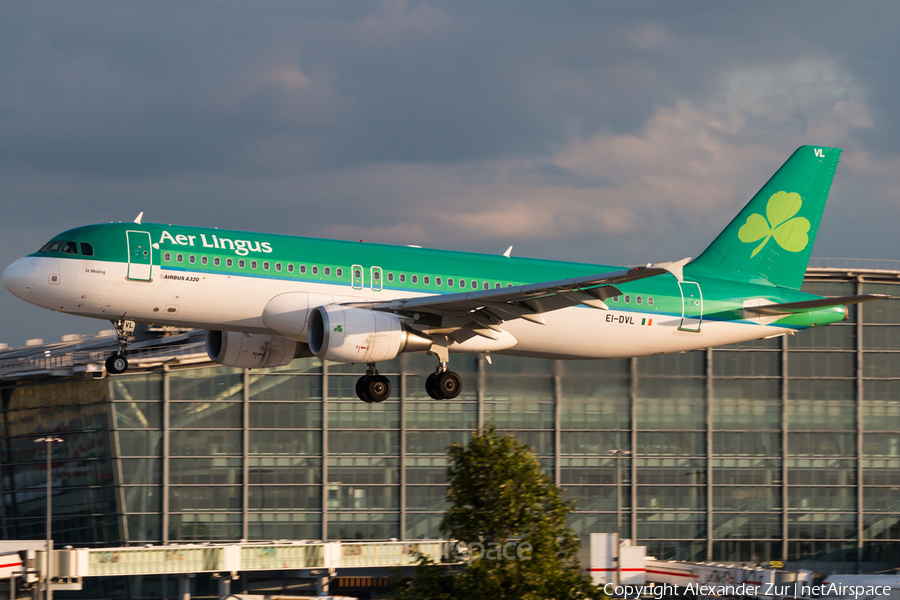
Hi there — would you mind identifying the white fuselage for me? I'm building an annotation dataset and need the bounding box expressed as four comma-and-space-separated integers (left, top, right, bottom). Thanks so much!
10, 256, 785, 360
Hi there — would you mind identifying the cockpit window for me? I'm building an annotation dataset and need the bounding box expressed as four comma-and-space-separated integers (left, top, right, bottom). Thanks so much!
39, 241, 63, 253
80, 243, 94, 256
60, 242, 78, 255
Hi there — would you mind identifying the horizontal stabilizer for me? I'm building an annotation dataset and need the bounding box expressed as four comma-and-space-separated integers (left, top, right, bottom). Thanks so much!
744, 294, 889, 316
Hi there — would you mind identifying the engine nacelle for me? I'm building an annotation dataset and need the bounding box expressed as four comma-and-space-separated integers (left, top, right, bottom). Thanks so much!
307, 306, 432, 363
206, 330, 305, 369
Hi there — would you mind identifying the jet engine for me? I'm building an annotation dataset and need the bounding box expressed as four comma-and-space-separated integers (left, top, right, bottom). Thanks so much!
206, 330, 307, 369
307, 306, 432, 363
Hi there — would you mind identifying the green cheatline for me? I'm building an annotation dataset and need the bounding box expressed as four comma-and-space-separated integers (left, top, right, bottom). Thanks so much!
738, 191, 811, 257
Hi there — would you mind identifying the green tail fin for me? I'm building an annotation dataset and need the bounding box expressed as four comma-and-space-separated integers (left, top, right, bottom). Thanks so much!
688, 145, 841, 290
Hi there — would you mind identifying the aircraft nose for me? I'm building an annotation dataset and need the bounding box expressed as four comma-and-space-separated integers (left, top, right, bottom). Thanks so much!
3, 258, 35, 301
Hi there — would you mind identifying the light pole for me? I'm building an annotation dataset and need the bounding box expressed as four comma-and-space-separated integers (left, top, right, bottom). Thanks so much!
607, 448, 631, 540
607, 448, 630, 587
35, 437, 63, 600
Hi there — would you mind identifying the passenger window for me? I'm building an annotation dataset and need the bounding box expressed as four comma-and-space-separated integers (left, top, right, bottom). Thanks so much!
80, 243, 94, 256
460, 279, 466, 288
201, 256, 208, 265
288, 264, 294, 273
412, 275, 418, 284
263, 261, 270, 271
424, 276, 430, 285
471, 280, 477, 289
387, 273, 394, 282
495, 283, 501, 289
612, 295, 618, 302
636, 296, 642, 305
61, 242, 78, 255
164, 252, 171, 262
214, 257, 221, 266
324, 267, 330, 276
624, 295, 630, 303
648, 297, 654, 306
275, 262, 282, 272
189, 255, 196, 264
374, 270, 380, 281
238, 259, 245, 268
400, 274, 406, 283
226, 258, 233, 267
250, 260, 257, 269
312, 266, 318, 275
39, 241, 63, 253
507, 284, 513, 287
436, 277, 442, 286
300, 265, 307, 274
336, 268, 343, 277
177, 254, 183, 263
483, 282, 489, 290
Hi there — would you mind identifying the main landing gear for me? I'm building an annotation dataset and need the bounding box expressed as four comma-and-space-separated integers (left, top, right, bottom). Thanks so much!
425, 364, 462, 400
105, 318, 134, 375
424, 338, 461, 400
353, 339, 462, 403
356, 364, 392, 404
353, 363, 463, 402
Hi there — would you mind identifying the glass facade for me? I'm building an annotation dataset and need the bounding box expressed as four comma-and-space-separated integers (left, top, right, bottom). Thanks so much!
1, 270, 898, 571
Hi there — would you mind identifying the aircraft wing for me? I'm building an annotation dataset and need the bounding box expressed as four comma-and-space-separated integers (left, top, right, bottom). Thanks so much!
743, 294, 890, 316
346, 266, 670, 330
398, 266, 666, 312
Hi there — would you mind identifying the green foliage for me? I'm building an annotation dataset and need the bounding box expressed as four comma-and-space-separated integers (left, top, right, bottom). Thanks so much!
391, 556, 461, 600
393, 424, 604, 600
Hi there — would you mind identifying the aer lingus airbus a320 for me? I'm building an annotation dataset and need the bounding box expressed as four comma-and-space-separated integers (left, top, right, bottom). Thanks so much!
2, 145, 887, 402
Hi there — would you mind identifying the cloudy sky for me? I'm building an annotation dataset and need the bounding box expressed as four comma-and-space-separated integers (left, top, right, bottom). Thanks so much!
2, 1, 899, 346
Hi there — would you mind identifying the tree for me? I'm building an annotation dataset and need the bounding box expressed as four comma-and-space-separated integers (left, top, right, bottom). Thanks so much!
394, 425, 604, 600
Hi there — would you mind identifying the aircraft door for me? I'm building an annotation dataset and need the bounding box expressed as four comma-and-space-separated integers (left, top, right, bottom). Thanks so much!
678, 281, 703, 332
351, 264, 364, 290
126, 230, 153, 281
371, 266, 383, 292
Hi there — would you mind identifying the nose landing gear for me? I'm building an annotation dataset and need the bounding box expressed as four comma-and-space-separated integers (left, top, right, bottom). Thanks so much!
355, 363, 392, 403
106, 353, 129, 375
105, 318, 135, 375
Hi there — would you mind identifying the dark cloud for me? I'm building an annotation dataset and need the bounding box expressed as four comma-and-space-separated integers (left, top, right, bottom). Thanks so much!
2, 1, 900, 346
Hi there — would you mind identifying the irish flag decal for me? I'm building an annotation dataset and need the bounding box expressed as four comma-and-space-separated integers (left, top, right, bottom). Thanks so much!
641, 318, 653, 326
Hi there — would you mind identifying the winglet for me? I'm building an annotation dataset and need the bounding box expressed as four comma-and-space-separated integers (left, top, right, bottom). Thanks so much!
503, 246, 513, 258
134, 212, 144, 225
647, 257, 692, 282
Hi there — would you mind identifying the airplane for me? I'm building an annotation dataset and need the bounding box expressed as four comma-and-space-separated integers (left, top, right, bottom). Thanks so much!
2, 145, 888, 403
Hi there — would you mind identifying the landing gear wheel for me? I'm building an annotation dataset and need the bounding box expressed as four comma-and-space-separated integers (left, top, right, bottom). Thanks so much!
106, 353, 129, 375
356, 376, 374, 403
366, 375, 392, 403
425, 372, 442, 400
436, 371, 461, 399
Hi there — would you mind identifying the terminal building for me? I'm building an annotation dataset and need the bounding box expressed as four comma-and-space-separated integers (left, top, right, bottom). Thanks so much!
1, 260, 899, 588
